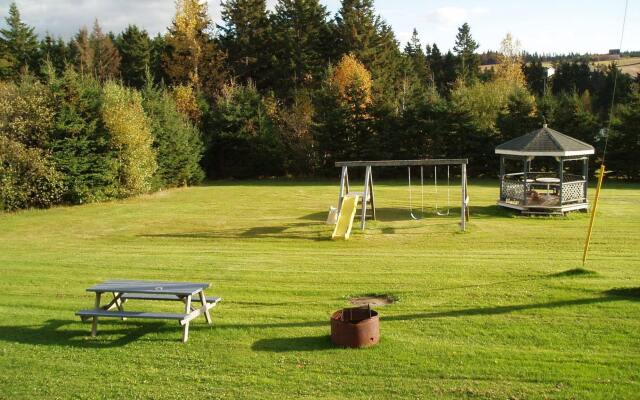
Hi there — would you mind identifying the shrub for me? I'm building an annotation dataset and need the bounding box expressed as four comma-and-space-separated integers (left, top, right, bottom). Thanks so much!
0, 77, 55, 148
0, 136, 63, 210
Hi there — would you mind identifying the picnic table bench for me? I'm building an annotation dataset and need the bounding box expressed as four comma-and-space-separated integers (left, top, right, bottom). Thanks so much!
76, 280, 221, 342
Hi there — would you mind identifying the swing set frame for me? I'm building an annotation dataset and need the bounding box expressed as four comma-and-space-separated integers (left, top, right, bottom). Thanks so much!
335, 159, 469, 231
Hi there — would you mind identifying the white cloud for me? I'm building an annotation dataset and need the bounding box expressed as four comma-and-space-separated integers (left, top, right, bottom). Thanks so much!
424, 6, 488, 29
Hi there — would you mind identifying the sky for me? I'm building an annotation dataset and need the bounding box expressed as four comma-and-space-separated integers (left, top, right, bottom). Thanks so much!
1, 0, 637, 55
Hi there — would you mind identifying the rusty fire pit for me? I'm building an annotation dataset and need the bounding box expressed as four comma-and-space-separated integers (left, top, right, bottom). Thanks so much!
330, 306, 379, 348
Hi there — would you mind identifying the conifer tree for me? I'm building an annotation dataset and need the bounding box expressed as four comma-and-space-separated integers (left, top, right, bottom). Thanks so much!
39, 34, 69, 76
334, 0, 379, 64
89, 20, 121, 81
403, 28, 431, 88
71, 27, 93, 75
219, 0, 272, 89
116, 25, 151, 88
334, 0, 404, 106
142, 76, 204, 188
270, 0, 332, 97
0, 2, 39, 78
453, 22, 479, 83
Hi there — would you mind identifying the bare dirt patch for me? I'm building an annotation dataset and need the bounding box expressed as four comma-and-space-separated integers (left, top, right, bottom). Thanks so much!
348, 294, 396, 307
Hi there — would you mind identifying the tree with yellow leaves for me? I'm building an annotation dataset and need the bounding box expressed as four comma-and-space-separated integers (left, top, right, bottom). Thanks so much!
494, 32, 526, 87
163, 0, 226, 96
330, 53, 373, 112
102, 82, 157, 196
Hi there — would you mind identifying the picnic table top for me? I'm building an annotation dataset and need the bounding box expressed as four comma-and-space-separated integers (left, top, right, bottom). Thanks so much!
87, 280, 210, 296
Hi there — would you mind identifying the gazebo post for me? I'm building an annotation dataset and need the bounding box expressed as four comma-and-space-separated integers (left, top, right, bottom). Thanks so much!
499, 156, 505, 201
583, 157, 589, 201
522, 157, 528, 205
558, 158, 564, 205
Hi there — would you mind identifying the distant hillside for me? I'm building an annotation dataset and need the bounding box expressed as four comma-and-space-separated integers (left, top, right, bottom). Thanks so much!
481, 56, 640, 76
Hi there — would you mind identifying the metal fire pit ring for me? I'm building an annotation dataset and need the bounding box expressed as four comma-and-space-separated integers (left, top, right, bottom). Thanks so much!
330, 307, 379, 348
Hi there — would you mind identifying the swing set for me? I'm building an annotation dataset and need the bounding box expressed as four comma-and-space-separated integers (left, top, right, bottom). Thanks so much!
334, 159, 469, 234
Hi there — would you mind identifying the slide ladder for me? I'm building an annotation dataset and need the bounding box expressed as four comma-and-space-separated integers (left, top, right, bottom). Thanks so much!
331, 194, 360, 240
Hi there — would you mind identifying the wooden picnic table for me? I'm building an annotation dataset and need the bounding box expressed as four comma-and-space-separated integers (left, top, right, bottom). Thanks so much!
76, 280, 221, 343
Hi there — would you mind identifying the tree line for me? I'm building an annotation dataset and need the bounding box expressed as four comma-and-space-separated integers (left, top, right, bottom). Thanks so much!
1, 0, 639, 211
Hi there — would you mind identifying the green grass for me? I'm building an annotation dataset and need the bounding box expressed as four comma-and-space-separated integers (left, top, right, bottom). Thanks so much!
1, 179, 639, 399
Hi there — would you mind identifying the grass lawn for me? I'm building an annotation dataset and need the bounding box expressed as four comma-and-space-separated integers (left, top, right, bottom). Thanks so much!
0, 179, 639, 399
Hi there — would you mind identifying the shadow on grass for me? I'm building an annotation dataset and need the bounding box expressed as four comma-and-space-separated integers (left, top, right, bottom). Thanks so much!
604, 287, 640, 299
0, 319, 175, 348
548, 268, 598, 278
468, 205, 516, 219
140, 222, 331, 242
252, 335, 333, 352
301, 207, 465, 225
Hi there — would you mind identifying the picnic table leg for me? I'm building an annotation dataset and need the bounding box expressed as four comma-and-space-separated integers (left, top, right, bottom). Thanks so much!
182, 295, 191, 343
91, 292, 101, 337
199, 290, 212, 325
114, 292, 127, 321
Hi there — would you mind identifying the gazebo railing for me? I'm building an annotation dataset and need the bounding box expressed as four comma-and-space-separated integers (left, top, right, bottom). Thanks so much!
500, 172, 587, 206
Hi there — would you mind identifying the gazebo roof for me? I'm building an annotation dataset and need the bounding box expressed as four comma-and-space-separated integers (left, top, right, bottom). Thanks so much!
495, 125, 595, 157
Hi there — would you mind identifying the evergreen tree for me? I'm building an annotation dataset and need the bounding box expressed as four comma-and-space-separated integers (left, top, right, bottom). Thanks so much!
205, 81, 285, 178
403, 28, 431, 88
47, 67, 119, 203
334, 0, 379, 64
608, 86, 640, 178
426, 43, 444, 93
89, 20, 121, 81
270, 0, 332, 98
334, 0, 404, 107
523, 59, 546, 96
71, 27, 93, 75
0, 2, 39, 79
142, 77, 204, 187
453, 22, 479, 83
116, 25, 151, 88
150, 34, 167, 83
496, 87, 538, 141
441, 50, 458, 93
219, 0, 272, 89
39, 34, 69, 76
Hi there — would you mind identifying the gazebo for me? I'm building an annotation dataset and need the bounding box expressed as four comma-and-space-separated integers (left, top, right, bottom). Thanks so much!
496, 124, 595, 215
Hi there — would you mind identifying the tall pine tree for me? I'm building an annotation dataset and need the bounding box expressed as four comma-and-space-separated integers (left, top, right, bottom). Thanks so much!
270, 0, 332, 98
0, 2, 39, 79
116, 25, 151, 88
404, 29, 431, 88
89, 20, 121, 81
219, 0, 273, 89
39, 34, 69, 76
453, 22, 479, 83
334, 0, 404, 108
